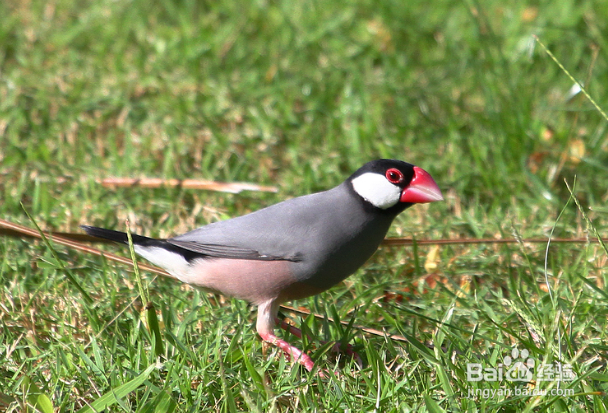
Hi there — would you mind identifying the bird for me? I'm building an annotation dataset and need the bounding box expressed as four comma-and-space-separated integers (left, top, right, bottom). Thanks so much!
82, 159, 443, 374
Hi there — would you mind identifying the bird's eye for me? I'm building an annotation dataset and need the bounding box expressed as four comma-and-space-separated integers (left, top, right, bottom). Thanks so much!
385, 168, 404, 184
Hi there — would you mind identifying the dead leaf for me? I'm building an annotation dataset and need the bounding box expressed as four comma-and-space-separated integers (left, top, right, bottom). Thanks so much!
424, 244, 440, 273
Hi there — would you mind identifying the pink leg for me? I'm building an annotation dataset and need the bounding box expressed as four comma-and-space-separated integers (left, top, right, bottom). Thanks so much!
257, 300, 328, 377
276, 317, 363, 368
276, 317, 303, 338
259, 332, 316, 372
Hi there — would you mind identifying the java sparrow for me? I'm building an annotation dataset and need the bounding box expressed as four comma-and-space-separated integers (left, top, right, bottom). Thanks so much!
82, 159, 443, 373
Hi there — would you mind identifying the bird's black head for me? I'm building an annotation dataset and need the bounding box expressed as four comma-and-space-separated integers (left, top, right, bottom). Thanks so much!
347, 159, 443, 215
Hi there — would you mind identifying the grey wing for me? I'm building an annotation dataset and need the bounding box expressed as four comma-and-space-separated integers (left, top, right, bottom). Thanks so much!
167, 193, 328, 262
166, 239, 303, 262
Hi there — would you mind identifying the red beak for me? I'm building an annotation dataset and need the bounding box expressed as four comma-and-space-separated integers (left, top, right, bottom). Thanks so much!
400, 166, 444, 204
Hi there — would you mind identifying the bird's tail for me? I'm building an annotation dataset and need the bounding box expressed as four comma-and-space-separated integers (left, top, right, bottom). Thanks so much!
80, 225, 164, 248
81, 225, 195, 278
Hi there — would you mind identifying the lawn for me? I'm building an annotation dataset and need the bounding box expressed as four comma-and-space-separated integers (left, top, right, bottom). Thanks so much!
1, 0, 608, 411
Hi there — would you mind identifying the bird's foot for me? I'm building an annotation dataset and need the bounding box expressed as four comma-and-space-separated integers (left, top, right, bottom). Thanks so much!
329, 341, 363, 369
259, 332, 329, 378
276, 318, 363, 369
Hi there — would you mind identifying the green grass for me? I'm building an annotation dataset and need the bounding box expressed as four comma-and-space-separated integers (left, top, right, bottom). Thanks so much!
2, 0, 608, 411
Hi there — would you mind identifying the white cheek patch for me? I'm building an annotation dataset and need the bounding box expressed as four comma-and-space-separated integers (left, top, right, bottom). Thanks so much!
351, 172, 402, 209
